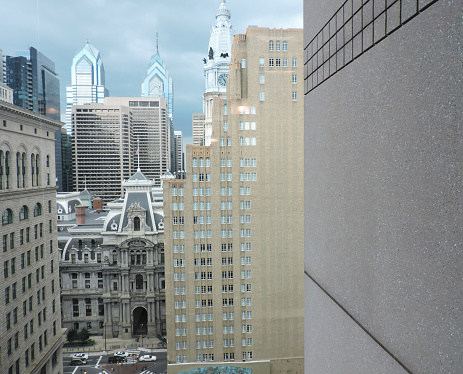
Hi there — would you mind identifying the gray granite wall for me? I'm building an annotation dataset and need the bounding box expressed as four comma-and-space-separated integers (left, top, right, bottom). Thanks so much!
304, 1, 462, 373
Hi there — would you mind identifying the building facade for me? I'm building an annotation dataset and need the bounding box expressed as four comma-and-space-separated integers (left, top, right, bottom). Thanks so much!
192, 112, 205, 146
164, 27, 304, 373
66, 42, 109, 135
173, 131, 184, 176
104, 97, 172, 184
71, 103, 133, 203
0, 102, 66, 374
58, 170, 166, 339
303, 1, 462, 373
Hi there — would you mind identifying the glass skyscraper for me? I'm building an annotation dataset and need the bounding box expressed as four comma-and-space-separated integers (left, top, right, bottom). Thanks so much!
65, 41, 109, 134
5, 47, 60, 120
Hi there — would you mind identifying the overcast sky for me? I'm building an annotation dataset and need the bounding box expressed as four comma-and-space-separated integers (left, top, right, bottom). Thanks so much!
1, 0, 302, 143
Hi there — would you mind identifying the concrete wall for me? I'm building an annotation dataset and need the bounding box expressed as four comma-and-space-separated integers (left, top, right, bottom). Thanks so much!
304, 1, 462, 373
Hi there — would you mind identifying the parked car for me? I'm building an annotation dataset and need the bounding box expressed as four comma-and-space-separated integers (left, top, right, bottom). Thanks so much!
72, 353, 89, 360
108, 356, 127, 363
113, 351, 130, 358
70, 358, 87, 366
139, 355, 157, 362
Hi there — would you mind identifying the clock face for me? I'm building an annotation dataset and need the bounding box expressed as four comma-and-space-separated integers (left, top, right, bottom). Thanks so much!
218, 73, 228, 86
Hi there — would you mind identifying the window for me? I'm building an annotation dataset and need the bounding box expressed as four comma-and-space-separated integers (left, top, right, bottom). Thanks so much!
241, 57, 246, 68
33, 203, 42, 217
283, 58, 288, 67
260, 92, 265, 101
19, 206, 28, 220
276, 40, 281, 50
2, 208, 13, 225
283, 40, 287, 50
269, 58, 274, 67
269, 40, 274, 50
292, 91, 297, 101
259, 57, 264, 67
292, 74, 297, 83
292, 58, 297, 67
276, 58, 281, 67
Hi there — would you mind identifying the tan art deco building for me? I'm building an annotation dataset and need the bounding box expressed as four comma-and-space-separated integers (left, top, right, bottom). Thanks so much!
164, 28, 304, 373
0, 102, 66, 374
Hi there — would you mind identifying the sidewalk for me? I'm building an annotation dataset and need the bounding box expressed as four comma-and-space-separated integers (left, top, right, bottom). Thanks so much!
63, 335, 166, 355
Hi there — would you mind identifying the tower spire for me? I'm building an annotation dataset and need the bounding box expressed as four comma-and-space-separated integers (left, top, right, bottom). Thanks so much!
156, 31, 159, 54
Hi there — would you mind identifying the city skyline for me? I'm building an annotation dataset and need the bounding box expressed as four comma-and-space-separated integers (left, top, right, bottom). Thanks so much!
0, 0, 302, 143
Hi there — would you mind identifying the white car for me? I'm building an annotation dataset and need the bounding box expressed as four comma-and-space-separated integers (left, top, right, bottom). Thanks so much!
114, 351, 130, 358
139, 354, 157, 362
72, 353, 89, 360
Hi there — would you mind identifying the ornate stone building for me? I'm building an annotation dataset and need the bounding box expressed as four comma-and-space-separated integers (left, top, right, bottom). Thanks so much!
59, 169, 168, 339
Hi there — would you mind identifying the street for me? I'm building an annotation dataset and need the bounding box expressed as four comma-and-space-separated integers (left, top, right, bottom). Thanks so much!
63, 351, 167, 374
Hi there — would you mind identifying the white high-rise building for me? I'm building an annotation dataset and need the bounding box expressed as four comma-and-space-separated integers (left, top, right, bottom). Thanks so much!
65, 42, 109, 134
203, 0, 235, 146
174, 131, 183, 177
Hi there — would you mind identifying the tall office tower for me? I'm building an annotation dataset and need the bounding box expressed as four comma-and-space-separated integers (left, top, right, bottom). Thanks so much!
0, 102, 66, 374
66, 42, 109, 135
72, 103, 133, 203
55, 128, 73, 193
141, 35, 174, 122
173, 131, 184, 176
192, 112, 205, 146
164, 27, 304, 373
103, 97, 171, 184
202, 0, 235, 146
5, 47, 60, 121
303, 1, 461, 373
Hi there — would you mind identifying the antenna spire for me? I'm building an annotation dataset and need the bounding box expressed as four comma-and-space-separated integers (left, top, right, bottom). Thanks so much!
156, 31, 159, 54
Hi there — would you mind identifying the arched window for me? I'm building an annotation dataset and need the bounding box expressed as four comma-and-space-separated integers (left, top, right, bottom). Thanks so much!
19, 205, 29, 221
16, 152, 21, 188
241, 58, 246, 68
31, 154, 35, 186
46, 155, 50, 167
0, 150, 4, 189
5, 151, 10, 189
2, 208, 13, 225
276, 40, 281, 51
269, 40, 274, 51
21, 153, 26, 187
136, 274, 143, 290
35, 154, 40, 186
34, 203, 42, 217
134, 217, 140, 231
283, 40, 288, 51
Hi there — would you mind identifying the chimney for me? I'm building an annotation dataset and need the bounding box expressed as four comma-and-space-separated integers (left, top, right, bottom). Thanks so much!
75, 205, 86, 225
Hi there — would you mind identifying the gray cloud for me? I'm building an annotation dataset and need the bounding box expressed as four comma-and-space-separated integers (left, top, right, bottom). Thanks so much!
1, 0, 302, 139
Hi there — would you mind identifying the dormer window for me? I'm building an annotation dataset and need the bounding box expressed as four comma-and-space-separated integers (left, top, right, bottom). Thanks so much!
134, 217, 140, 231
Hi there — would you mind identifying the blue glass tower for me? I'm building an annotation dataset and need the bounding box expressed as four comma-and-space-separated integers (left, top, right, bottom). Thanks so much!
66, 41, 109, 134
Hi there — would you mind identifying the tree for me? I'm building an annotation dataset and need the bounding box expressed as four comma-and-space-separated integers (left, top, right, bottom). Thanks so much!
77, 328, 90, 342
67, 328, 78, 342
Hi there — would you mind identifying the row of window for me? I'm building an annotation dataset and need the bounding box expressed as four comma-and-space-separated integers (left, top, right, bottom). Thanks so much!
2, 202, 48, 225
192, 158, 210, 168
259, 91, 297, 101
259, 57, 297, 67
3, 223, 51, 253
269, 40, 288, 51
172, 243, 251, 253
0, 151, 51, 190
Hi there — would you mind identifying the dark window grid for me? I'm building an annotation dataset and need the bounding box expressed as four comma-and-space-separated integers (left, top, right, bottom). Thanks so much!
303, 0, 439, 94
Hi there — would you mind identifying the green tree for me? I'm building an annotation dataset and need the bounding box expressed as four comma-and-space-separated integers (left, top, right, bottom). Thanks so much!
67, 328, 78, 342
77, 328, 90, 342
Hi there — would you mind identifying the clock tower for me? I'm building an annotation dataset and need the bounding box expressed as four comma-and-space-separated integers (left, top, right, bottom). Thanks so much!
203, 0, 234, 145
